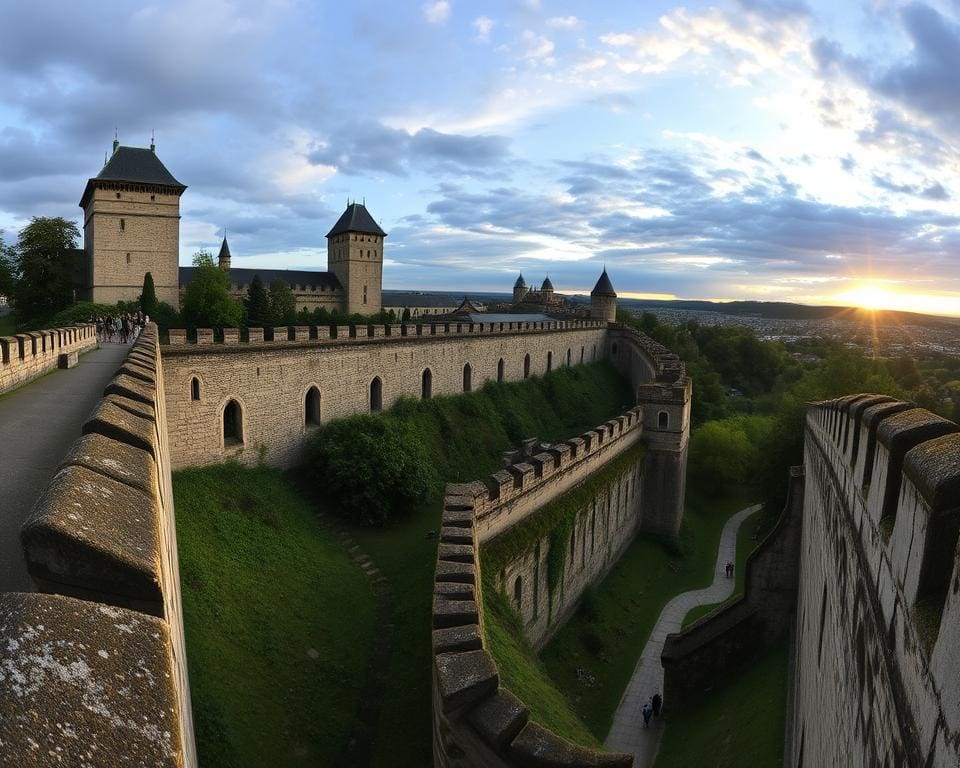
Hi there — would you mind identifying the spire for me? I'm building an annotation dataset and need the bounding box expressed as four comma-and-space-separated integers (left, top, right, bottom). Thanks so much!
514, 273, 526, 288
218, 235, 232, 271
113, 127, 119, 155
591, 268, 616, 297
150, 129, 155, 153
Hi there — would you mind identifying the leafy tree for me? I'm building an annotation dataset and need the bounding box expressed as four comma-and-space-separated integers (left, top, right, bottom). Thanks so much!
182, 255, 243, 329
268, 278, 297, 325
139, 272, 157, 317
401, 307, 411, 322
11, 217, 80, 322
152, 301, 181, 331
244, 275, 272, 327
0, 233, 15, 300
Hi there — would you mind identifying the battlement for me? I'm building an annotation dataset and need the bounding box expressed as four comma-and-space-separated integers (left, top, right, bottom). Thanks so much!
800, 397, 960, 766
447, 406, 644, 542
4, 324, 196, 767
0, 324, 97, 394
431, 489, 632, 767
163, 318, 607, 350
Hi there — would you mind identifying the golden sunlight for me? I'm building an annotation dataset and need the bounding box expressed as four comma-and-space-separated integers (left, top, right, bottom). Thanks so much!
834, 282, 960, 317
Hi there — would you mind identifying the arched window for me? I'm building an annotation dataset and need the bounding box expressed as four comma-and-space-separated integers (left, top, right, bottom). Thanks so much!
566, 348, 571, 367
592, 345, 596, 361
190, 377, 200, 401
370, 377, 383, 412
497, 358, 505, 383
422, 368, 432, 400
658, 411, 669, 429
547, 351, 552, 372
463, 363, 472, 393
223, 400, 243, 446
580, 346, 584, 364
305, 386, 321, 426
523, 354, 531, 379
513, 575, 522, 608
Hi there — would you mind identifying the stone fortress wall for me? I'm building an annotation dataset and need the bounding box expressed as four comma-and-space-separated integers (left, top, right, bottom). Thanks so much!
1, 324, 196, 767
431, 327, 691, 767
0, 324, 98, 395
160, 319, 611, 469
789, 396, 960, 768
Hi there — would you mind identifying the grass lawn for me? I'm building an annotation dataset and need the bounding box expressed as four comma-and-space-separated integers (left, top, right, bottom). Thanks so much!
681, 505, 764, 628
653, 639, 788, 768
539, 487, 755, 741
175, 463, 376, 767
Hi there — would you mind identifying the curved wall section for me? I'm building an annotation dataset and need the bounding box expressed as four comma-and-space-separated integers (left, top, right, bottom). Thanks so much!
793, 396, 960, 768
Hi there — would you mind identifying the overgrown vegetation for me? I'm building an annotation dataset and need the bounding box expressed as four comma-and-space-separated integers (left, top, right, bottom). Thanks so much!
305, 362, 635, 526
653, 639, 788, 768
175, 463, 376, 767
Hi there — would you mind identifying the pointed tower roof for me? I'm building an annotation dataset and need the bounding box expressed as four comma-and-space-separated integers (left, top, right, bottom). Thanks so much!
80, 144, 185, 207
326, 202, 387, 238
514, 273, 526, 288
591, 269, 617, 297
542, 276, 554, 290
218, 237, 232, 261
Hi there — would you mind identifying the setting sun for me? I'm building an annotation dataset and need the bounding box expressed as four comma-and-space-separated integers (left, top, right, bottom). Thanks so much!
834, 282, 960, 317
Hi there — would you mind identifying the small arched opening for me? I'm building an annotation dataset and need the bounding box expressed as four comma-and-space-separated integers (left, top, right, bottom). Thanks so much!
421, 368, 432, 400
566, 348, 571, 367
370, 377, 383, 412
523, 354, 531, 379
497, 358, 505, 383
305, 386, 321, 426
463, 363, 472, 392
513, 575, 522, 609
223, 400, 243, 446
546, 351, 553, 372
190, 377, 200, 401
580, 346, 584, 364
658, 411, 669, 429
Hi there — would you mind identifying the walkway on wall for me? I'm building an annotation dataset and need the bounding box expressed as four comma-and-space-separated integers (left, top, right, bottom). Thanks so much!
0, 343, 130, 592
604, 503, 762, 767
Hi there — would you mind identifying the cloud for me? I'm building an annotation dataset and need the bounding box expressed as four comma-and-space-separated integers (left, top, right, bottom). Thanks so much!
546, 16, 580, 30
473, 16, 494, 42
423, 1, 451, 25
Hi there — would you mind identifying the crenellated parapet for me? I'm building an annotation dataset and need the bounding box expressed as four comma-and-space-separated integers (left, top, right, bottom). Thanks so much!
0, 323, 97, 395
2, 324, 197, 767
794, 395, 960, 768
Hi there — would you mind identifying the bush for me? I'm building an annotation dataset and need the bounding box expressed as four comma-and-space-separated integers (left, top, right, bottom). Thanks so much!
45, 302, 119, 326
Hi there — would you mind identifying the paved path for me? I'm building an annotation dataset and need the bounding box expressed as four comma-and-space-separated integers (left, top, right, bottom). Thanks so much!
605, 503, 762, 767
0, 343, 130, 592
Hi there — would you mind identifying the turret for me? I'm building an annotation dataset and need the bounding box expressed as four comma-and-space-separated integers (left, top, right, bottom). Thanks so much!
326, 202, 387, 315
513, 273, 528, 304
217, 236, 231, 271
590, 269, 617, 322
541, 276, 554, 303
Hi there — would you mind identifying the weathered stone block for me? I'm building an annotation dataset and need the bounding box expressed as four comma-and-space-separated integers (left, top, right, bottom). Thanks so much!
508, 721, 632, 766
223, 328, 240, 344
57, 351, 78, 369
60, 432, 157, 496
104, 372, 156, 406
468, 689, 529, 753
435, 560, 476, 585
83, 398, 158, 458
247, 327, 264, 343
433, 598, 479, 628
196, 328, 214, 345
441, 526, 474, 545
167, 329, 187, 345
438, 543, 475, 564
435, 582, 476, 601
435, 650, 498, 713
433, 624, 483, 654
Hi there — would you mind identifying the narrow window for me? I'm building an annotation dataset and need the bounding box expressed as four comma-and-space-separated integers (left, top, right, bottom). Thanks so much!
116, 192, 121, 199
547, 351, 552, 372
523, 354, 531, 378
305, 386, 321, 426
513, 575, 522, 609
363, 285, 368, 304
463, 363, 472, 393
497, 358, 505, 383
370, 377, 383, 412
580, 346, 584, 364
223, 400, 243, 446
592, 345, 596, 361
658, 411, 669, 429
566, 348, 572, 367
120, 218, 125, 231
126, 253, 131, 264
421, 368, 432, 400
190, 377, 200, 401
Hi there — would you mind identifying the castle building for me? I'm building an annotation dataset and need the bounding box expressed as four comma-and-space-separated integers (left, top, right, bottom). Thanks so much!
79, 139, 186, 306
512, 274, 563, 307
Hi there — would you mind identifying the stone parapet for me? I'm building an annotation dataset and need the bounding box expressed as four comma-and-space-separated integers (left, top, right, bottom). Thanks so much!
15, 323, 197, 767
0, 323, 97, 395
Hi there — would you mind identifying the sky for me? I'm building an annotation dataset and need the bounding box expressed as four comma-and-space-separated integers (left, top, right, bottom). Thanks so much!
1, 0, 959, 315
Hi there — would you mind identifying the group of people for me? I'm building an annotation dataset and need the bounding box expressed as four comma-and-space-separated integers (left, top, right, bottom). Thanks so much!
641, 692, 663, 728
93, 311, 148, 345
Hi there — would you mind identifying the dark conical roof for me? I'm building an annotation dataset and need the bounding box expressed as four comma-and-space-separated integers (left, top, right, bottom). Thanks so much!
542, 276, 554, 291
514, 273, 526, 288
326, 202, 387, 238
218, 237, 231, 261
591, 269, 616, 297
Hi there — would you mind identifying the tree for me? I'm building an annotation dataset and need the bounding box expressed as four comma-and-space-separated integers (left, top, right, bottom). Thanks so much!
139, 272, 157, 317
182, 255, 243, 329
402, 307, 411, 322
0, 233, 14, 301
11, 217, 80, 322
244, 275, 272, 327
268, 278, 297, 325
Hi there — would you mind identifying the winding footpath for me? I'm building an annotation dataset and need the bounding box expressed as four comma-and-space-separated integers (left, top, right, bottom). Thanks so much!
604, 503, 762, 768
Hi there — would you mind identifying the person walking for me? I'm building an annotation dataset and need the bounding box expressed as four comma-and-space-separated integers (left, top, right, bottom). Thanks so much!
642, 701, 653, 728
652, 692, 662, 718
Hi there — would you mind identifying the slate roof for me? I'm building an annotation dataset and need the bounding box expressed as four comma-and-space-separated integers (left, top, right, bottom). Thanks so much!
217, 238, 231, 262
514, 274, 526, 288
326, 203, 387, 238
179, 267, 342, 291
541, 276, 554, 290
468, 313, 552, 323
80, 146, 185, 207
591, 269, 617, 297
381, 291, 463, 308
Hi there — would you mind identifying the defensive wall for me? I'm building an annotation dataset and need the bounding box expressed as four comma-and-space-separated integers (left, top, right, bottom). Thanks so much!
1, 323, 196, 767
788, 395, 960, 768
0, 324, 98, 395
430, 327, 691, 767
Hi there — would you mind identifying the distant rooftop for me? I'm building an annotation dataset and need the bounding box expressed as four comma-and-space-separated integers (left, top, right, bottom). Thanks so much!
326, 202, 387, 238
179, 266, 342, 291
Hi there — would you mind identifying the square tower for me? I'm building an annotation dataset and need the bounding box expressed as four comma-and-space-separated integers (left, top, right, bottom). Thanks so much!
326, 202, 386, 315
79, 142, 186, 306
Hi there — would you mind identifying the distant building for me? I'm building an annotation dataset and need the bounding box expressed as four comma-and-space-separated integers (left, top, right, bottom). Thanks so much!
512, 274, 563, 308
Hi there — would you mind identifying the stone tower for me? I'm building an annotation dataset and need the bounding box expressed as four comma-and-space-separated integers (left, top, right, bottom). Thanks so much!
217, 236, 231, 271
326, 202, 386, 315
540, 276, 554, 303
590, 269, 617, 322
513, 274, 528, 304
80, 140, 186, 306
